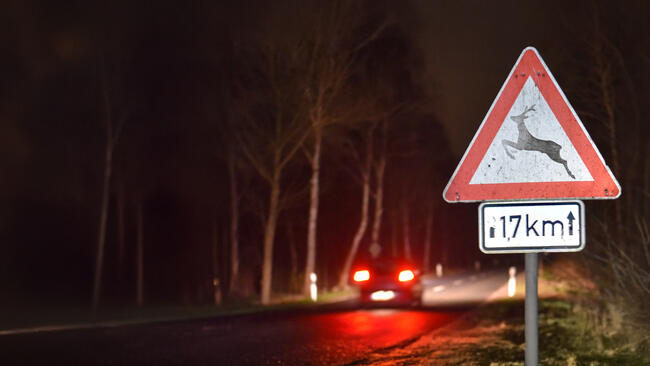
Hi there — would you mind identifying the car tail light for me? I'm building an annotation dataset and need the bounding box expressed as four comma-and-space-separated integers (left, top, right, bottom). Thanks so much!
398, 269, 415, 282
353, 270, 370, 282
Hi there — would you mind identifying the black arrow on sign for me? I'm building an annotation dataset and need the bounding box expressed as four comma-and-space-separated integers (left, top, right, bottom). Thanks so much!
567, 212, 575, 236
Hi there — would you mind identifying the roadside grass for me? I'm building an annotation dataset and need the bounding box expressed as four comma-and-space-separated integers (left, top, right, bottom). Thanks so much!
355, 300, 649, 366
353, 259, 650, 366
452, 298, 650, 366
446, 258, 650, 366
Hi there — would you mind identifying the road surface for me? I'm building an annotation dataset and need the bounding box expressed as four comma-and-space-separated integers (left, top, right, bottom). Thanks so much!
1, 269, 511, 365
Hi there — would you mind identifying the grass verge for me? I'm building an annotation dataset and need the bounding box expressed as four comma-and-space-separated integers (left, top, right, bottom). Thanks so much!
353, 259, 650, 366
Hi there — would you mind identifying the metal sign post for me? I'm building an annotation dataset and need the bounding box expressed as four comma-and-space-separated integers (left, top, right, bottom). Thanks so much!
443, 46, 621, 366
525, 253, 538, 365
479, 200, 584, 365
478, 200, 584, 365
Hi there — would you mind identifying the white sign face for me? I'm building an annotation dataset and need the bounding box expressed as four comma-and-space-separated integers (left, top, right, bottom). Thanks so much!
470, 78, 593, 184
443, 47, 621, 202
479, 200, 585, 253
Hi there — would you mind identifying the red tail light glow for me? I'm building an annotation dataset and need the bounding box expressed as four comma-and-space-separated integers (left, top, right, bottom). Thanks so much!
353, 270, 370, 282
398, 269, 415, 282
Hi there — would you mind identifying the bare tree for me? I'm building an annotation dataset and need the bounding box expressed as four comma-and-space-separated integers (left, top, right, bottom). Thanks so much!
422, 201, 434, 273
390, 213, 399, 257
297, 1, 389, 296
211, 208, 222, 305
116, 169, 126, 277
563, 2, 650, 334
136, 199, 143, 307
227, 145, 241, 293
210, 100, 247, 297
232, 42, 310, 305
369, 120, 388, 258
285, 220, 300, 293
337, 126, 374, 289
92, 58, 127, 313
401, 201, 412, 260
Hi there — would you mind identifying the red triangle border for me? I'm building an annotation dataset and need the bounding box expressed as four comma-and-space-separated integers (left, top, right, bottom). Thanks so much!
443, 47, 621, 202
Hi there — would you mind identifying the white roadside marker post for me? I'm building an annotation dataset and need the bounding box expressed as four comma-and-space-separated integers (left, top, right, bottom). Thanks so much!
508, 266, 516, 297
310, 273, 317, 302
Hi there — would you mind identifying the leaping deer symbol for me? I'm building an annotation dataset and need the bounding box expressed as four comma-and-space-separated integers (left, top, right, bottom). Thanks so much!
502, 105, 576, 179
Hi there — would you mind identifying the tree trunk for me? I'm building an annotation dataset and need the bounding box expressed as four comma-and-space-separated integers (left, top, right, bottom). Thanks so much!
338, 170, 370, 289
261, 170, 281, 305
644, 156, 650, 218
338, 128, 374, 289
304, 126, 322, 296
287, 222, 299, 293
92, 69, 125, 313
228, 148, 240, 293
92, 147, 112, 312
423, 203, 434, 273
402, 203, 412, 260
370, 135, 386, 258
136, 200, 144, 307
592, 28, 624, 241
391, 214, 398, 257
212, 208, 221, 305
441, 215, 449, 267
117, 172, 125, 275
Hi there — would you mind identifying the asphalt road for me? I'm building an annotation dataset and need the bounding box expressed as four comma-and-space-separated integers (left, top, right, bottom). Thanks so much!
1, 269, 511, 365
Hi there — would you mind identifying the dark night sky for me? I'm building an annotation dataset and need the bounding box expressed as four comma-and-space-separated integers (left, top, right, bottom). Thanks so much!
413, 0, 574, 155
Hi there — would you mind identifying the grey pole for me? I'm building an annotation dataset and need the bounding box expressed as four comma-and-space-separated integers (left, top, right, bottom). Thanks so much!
525, 253, 538, 365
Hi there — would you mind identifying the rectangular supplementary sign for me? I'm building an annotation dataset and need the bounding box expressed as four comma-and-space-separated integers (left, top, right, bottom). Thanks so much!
479, 200, 585, 253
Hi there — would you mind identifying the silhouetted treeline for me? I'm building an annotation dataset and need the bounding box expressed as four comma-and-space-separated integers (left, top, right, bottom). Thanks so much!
0, 0, 464, 308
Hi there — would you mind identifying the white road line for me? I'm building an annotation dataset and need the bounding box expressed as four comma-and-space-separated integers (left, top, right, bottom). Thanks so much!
432, 285, 446, 293
0, 323, 99, 336
0, 312, 217, 336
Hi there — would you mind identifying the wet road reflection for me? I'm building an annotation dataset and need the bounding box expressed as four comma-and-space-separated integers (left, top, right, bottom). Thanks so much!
1, 307, 459, 365
2, 270, 510, 365
280, 309, 459, 365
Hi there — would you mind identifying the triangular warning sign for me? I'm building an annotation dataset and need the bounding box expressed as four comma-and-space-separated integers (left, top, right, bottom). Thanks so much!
443, 47, 620, 202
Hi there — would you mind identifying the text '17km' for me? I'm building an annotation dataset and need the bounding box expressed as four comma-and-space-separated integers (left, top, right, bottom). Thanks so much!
479, 201, 584, 253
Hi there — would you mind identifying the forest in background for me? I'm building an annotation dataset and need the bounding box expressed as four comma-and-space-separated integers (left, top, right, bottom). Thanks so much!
0, 1, 648, 335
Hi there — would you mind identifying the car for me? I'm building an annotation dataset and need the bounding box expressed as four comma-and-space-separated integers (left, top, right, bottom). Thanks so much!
351, 257, 422, 306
